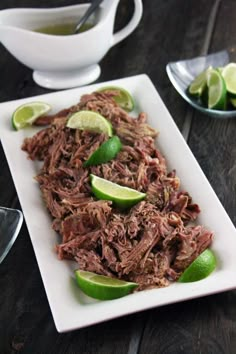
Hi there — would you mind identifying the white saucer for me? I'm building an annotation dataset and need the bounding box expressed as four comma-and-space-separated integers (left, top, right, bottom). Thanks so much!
33, 64, 101, 90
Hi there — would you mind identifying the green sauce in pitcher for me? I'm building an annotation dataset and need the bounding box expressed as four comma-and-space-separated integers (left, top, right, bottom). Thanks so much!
34, 22, 94, 35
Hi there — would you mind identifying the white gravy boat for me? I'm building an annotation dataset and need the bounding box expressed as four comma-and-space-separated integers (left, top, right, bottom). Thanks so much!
0, 0, 143, 89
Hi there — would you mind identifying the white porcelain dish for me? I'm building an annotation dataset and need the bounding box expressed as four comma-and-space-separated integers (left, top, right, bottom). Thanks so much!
0, 74, 236, 332
0, 1, 143, 89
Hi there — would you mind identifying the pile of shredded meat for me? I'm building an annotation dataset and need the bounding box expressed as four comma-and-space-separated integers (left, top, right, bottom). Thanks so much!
22, 91, 213, 290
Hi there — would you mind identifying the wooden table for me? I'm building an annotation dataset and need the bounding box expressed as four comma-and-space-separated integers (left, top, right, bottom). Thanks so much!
1, 0, 236, 353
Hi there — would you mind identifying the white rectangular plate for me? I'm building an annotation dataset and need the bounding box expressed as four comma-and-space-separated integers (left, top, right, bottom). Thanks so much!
1, 74, 236, 333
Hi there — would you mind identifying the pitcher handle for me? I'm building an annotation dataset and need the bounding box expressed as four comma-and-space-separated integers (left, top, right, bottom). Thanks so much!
111, 0, 143, 47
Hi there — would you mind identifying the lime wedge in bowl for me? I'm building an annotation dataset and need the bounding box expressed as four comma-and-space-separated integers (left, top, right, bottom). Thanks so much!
90, 174, 146, 208
84, 135, 122, 167
207, 69, 227, 110
12, 101, 51, 130
97, 86, 134, 112
178, 249, 216, 283
221, 63, 236, 96
230, 97, 236, 108
66, 110, 113, 137
75, 270, 138, 300
188, 66, 212, 97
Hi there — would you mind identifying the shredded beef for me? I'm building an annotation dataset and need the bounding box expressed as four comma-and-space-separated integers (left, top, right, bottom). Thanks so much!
22, 91, 213, 291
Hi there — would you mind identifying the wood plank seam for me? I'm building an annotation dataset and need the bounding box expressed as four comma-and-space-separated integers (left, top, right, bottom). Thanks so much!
182, 0, 222, 142
127, 316, 147, 354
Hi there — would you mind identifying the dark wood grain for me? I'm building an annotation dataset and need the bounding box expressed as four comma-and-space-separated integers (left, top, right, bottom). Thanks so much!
0, 0, 236, 353
139, 292, 236, 354
139, 1, 236, 354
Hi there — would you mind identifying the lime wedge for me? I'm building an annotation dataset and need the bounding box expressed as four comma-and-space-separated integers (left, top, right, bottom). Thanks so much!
188, 67, 212, 97
84, 136, 122, 167
90, 174, 146, 208
12, 101, 51, 130
97, 86, 134, 112
216, 67, 223, 74
207, 69, 227, 109
178, 249, 216, 283
75, 270, 138, 300
230, 97, 236, 108
222, 63, 236, 96
66, 110, 113, 137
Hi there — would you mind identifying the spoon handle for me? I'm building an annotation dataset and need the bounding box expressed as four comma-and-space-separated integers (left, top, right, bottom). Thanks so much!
75, 0, 104, 34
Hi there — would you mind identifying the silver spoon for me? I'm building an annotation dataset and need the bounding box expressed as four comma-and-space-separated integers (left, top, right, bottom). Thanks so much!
0, 207, 23, 264
75, 0, 104, 34
166, 49, 236, 119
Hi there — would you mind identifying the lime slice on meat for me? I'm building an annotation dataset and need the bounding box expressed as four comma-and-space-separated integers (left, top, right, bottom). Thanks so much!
12, 101, 51, 130
75, 270, 138, 300
178, 249, 216, 283
84, 136, 122, 167
97, 86, 134, 112
90, 174, 146, 208
207, 69, 227, 110
66, 110, 113, 137
222, 63, 236, 96
188, 67, 212, 97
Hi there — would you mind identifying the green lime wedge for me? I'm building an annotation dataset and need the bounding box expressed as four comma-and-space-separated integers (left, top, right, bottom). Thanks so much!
97, 86, 134, 112
75, 270, 138, 300
90, 174, 146, 208
12, 101, 51, 130
222, 63, 236, 96
66, 110, 113, 137
230, 97, 236, 108
216, 67, 223, 74
84, 136, 122, 167
188, 67, 212, 97
178, 249, 216, 283
207, 69, 227, 110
